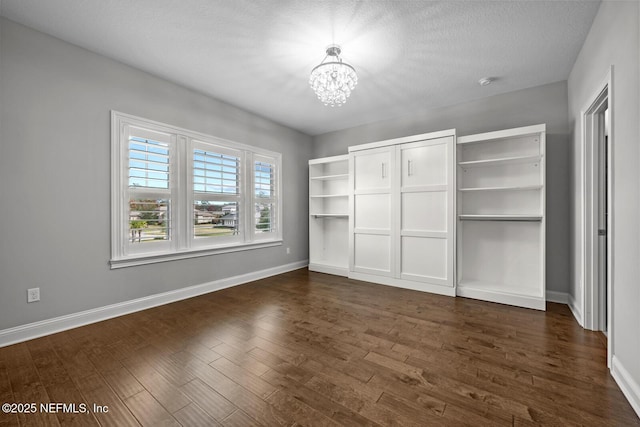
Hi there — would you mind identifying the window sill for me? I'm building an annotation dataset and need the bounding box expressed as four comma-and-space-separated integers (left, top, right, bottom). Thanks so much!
110, 240, 283, 269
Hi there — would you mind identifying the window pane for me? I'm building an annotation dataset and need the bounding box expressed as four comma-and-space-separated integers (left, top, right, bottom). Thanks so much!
128, 137, 170, 189
193, 149, 239, 194
129, 198, 170, 242
255, 161, 273, 198
255, 202, 274, 233
193, 201, 239, 238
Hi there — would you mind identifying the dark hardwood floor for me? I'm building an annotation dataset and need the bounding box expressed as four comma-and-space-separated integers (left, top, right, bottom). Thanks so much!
0, 269, 638, 426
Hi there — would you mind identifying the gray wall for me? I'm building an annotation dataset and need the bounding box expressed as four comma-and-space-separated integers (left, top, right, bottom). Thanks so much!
313, 81, 571, 295
0, 18, 312, 330
568, 0, 640, 396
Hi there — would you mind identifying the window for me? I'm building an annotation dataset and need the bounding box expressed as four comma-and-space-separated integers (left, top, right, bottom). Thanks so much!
191, 143, 243, 246
111, 112, 282, 268
254, 156, 277, 237
125, 129, 174, 255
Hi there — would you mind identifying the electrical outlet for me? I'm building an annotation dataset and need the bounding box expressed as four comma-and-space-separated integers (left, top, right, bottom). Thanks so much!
27, 287, 40, 303
286, 247, 291, 254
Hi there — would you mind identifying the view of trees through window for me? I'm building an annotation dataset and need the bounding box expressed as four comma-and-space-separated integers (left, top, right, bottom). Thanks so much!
256, 203, 273, 232
128, 198, 170, 242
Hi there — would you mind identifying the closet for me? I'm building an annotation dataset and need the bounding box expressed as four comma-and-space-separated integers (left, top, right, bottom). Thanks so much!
348, 130, 456, 296
308, 124, 546, 310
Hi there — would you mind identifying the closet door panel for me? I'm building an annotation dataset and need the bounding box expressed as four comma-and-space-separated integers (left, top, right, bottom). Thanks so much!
401, 236, 447, 283
354, 194, 391, 230
350, 146, 395, 277
354, 150, 392, 191
397, 137, 454, 287
402, 191, 447, 232
401, 143, 447, 187
354, 234, 392, 274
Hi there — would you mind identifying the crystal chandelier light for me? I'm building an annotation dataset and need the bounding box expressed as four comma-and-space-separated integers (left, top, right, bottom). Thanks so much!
309, 44, 358, 107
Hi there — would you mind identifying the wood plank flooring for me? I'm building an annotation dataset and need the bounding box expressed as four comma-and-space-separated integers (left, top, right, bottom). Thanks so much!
0, 269, 638, 426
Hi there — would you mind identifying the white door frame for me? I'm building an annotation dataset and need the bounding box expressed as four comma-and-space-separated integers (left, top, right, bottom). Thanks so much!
580, 66, 613, 367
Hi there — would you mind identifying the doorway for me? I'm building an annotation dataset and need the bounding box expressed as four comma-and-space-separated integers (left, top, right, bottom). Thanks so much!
599, 107, 609, 335
581, 69, 612, 367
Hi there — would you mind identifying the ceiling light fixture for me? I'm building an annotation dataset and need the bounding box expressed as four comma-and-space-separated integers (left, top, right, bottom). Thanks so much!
309, 44, 358, 107
478, 77, 494, 86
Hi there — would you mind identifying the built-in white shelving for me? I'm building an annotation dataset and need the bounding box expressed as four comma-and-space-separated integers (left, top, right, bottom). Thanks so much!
309, 155, 350, 276
456, 124, 546, 310
308, 125, 546, 308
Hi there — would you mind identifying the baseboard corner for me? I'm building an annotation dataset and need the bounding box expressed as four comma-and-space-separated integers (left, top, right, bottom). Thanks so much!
612, 355, 640, 419
568, 293, 584, 327
545, 290, 569, 304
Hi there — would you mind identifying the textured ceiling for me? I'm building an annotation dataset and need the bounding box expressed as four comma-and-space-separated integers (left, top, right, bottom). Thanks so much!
0, 0, 600, 136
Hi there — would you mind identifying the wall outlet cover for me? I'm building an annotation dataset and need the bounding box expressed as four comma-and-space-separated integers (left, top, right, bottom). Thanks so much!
27, 288, 40, 303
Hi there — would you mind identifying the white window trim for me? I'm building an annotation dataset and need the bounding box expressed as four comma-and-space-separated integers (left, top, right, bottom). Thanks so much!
111, 111, 282, 269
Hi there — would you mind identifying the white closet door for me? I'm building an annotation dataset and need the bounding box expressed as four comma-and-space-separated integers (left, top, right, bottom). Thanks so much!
396, 137, 454, 287
351, 147, 394, 276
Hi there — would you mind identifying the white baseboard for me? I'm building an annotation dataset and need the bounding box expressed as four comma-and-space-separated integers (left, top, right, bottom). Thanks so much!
0, 260, 308, 348
308, 263, 348, 277
612, 355, 640, 418
349, 271, 456, 297
545, 291, 569, 304
568, 293, 584, 327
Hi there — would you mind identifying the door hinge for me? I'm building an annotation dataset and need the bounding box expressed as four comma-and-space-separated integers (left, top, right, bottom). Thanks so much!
598, 229, 607, 236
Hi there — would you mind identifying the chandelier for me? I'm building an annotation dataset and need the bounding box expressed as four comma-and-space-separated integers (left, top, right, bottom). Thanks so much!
309, 45, 358, 107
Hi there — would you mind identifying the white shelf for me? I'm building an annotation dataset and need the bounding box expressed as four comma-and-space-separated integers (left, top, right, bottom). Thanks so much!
310, 213, 349, 218
309, 194, 349, 198
459, 214, 542, 222
458, 185, 542, 192
457, 124, 546, 145
310, 173, 349, 181
458, 154, 542, 168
